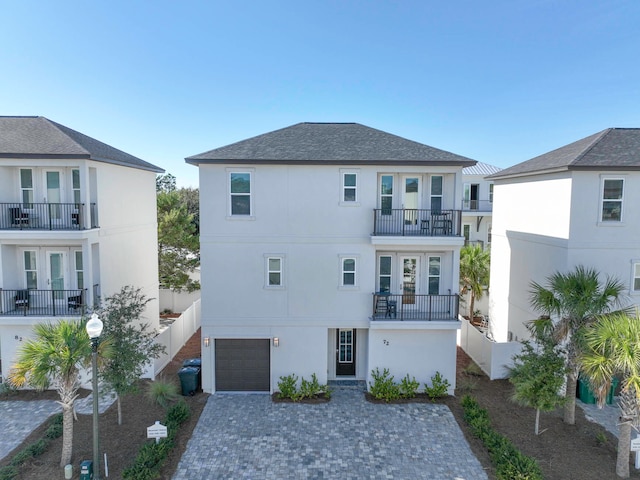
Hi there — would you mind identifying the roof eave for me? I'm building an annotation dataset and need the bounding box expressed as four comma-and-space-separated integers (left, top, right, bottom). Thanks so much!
185, 158, 476, 167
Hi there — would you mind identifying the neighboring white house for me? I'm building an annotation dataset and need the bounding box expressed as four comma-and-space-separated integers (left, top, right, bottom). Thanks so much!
476, 128, 640, 378
461, 162, 501, 251
0, 116, 164, 379
186, 122, 478, 394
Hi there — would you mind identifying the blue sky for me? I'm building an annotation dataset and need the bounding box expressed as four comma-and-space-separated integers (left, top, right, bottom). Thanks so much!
2, 1, 639, 187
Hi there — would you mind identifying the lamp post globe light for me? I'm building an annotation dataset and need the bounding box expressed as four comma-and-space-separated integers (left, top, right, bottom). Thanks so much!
86, 313, 103, 480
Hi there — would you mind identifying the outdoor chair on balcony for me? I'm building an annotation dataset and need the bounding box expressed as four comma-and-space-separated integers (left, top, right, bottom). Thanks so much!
15, 290, 29, 310
420, 219, 430, 235
9, 207, 29, 227
386, 300, 397, 318
67, 293, 83, 311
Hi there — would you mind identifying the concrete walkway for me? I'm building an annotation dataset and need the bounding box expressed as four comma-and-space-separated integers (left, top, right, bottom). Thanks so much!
172, 387, 488, 480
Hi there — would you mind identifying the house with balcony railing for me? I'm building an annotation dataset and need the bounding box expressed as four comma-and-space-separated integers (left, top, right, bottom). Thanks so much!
187, 122, 477, 394
0, 116, 163, 380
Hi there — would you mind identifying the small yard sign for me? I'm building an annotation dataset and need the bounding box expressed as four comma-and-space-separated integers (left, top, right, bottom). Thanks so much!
631, 436, 640, 451
147, 421, 168, 444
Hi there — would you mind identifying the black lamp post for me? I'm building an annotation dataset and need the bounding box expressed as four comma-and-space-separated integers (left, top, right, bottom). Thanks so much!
86, 313, 103, 480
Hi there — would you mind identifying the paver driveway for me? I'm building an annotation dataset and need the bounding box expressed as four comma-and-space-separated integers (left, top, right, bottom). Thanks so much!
173, 388, 487, 479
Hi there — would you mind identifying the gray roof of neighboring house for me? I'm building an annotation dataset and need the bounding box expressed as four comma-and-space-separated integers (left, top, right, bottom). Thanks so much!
0, 116, 164, 173
489, 128, 640, 180
462, 161, 502, 176
186, 122, 477, 167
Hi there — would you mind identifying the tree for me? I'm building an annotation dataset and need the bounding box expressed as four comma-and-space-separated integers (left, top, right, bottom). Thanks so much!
459, 244, 490, 319
529, 265, 627, 425
509, 325, 567, 435
7, 319, 107, 466
97, 286, 166, 425
581, 311, 640, 478
157, 172, 200, 293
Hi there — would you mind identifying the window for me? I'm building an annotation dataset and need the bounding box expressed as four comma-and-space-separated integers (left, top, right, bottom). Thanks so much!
601, 178, 624, 222
342, 257, 356, 286
430, 176, 443, 212
343, 173, 357, 202
633, 263, 640, 292
428, 256, 441, 295
20, 169, 34, 206
489, 184, 494, 203
74, 251, 84, 289
24, 251, 37, 289
230, 172, 251, 215
267, 257, 282, 287
463, 224, 471, 244
487, 224, 492, 246
378, 256, 392, 293
72, 170, 81, 204
380, 176, 393, 214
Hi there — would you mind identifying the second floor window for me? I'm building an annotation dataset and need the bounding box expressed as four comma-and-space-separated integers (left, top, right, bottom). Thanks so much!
428, 256, 441, 295
430, 176, 443, 212
20, 169, 34, 206
75, 251, 84, 289
24, 250, 37, 289
380, 175, 393, 214
342, 258, 356, 286
267, 257, 282, 286
343, 173, 357, 202
489, 184, 494, 203
601, 178, 624, 222
230, 172, 251, 215
72, 169, 81, 204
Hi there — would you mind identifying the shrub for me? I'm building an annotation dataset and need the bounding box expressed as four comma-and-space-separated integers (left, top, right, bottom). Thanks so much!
369, 368, 400, 402
461, 395, 543, 480
424, 372, 450, 401
463, 362, 485, 377
299, 374, 330, 399
44, 413, 63, 439
399, 374, 420, 398
277, 374, 299, 400
0, 466, 18, 480
146, 377, 181, 409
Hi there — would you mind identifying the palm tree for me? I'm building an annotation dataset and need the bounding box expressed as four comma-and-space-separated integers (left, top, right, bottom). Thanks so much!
529, 265, 627, 425
459, 244, 490, 319
581, 312, 640, 478
7, 319, 94, 467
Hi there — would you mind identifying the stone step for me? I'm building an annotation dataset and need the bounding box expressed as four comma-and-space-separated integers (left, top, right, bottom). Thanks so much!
327, 379, 367, 390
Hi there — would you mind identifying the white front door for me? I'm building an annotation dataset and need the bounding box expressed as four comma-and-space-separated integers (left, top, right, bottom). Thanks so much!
400, 256, 420, 307
402, 176, 421, 230
47, 251, 67, 304
43, 170, 66, 226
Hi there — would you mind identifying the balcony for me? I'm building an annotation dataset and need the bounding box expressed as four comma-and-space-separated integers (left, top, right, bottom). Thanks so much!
372, 293, 459, 321
461, 200, 493, 212
373, 209, 461, 237
0, 203, 98, 231
0, 288, 89, 317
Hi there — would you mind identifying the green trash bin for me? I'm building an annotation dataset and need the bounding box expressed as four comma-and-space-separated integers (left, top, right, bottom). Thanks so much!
79, 460, 93, 479
178, 366, 200, 396
578, 376, 618, 405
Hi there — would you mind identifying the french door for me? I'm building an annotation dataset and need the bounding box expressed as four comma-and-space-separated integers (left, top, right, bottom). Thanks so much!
43, 170, 65, 225
400, 256, 420, 306
336, 329, 356, 376
402, 176, 421, 230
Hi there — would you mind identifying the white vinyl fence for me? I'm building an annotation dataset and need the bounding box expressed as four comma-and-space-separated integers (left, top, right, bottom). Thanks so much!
153, 299, 201, 376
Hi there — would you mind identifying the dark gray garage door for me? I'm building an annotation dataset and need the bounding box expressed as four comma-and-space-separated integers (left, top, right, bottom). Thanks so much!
215, 339, 270, 391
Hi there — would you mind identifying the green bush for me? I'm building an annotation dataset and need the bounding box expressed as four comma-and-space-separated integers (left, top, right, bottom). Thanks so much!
424, 372, 451, 401
399, 374, 420, 398
277, 374, 299, 400
166, 400, 191, 427
146, 377, 181, 409
461, 395, 543, 480
300, 374, 330, 399
0, 466, 18, 480
44, 413, 63, 439
369, 368, 401, 402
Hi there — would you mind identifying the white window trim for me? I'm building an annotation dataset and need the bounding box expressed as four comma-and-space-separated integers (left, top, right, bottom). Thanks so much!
598, 175, 625, 224
338, 254, 359, 290
377, 255, 393, 293
226, 167, 255, 220
428, 255, 441, 295
631, 260, 640, 295
430, 175, 443, 211
339, 169, 360, 206
264, 254, 285, 289
22, 249, 38, 290
489, 183, 494, 204
19, 168, 34, 206
379, 175, 393, 211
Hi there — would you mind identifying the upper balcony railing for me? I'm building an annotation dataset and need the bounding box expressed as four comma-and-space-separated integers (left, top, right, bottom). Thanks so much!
461, 200, 493, 212
0, 203, 98, 230
0, 288, 88, 317
373, 209, 462, 237
372, 293, 459, 321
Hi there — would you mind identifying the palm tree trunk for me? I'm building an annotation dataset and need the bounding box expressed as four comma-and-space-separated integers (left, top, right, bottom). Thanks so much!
535, 408, 540, 435
60, 403, 74, 467
564, 372, 578, 425
117, 394, 122, 425
617, 421, 632, 478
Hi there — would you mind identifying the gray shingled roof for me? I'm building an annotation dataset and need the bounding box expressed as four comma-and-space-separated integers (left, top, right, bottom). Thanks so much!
0, 116, 164, 173
489, 128, 640, 179
186, 122, 477, 167
463, 161, 502, 176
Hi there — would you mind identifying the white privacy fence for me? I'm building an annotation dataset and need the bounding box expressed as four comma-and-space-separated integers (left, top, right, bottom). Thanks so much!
153, 299, 201, 376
